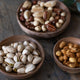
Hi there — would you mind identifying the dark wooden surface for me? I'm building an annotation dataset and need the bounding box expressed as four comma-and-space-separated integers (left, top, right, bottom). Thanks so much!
0, 0, 80, 80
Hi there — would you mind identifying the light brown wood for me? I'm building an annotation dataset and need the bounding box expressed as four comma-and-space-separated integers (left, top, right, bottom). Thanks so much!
53, 37, 80, 73
16, 0, 71, 38
0, 35, 45, 79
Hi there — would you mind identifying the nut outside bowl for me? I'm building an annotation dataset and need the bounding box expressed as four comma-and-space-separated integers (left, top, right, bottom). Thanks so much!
16, 0, 71, 38
0, 35, 45, 79
53, 37, 80, 73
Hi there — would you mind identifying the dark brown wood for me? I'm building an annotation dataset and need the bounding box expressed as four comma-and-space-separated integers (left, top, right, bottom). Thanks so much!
53, 37, 80, 73
0, 0, 80, 80
16, 0, 71, 38
0, 35, 45, 79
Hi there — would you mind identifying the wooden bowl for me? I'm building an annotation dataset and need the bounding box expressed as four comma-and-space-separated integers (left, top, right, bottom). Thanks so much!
0, 35, 45, 79
53, 37, 80, 73
16, 0, 71, 38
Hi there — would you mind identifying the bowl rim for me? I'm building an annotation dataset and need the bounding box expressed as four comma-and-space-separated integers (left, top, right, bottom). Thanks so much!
53, 37, 80, 70
0, 35, 45, 78
16, 0, 71, 35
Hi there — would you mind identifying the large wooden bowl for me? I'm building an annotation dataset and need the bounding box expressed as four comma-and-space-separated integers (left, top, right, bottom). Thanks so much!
53, 37, 80, 73
16, 0, 71, 38
0, 35, 45, 79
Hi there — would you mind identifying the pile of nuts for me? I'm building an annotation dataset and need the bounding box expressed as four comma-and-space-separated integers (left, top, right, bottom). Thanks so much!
0, 41, 42, 73
56, 41, 80, 68
19, 0, 66, 32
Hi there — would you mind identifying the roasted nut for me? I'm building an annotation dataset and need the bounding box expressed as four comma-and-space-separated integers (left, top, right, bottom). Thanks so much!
58, 19, 64, 24
17, 67, 25, 73
46, 23, 56, 32
48, 7, 53, 11
21, 54, 27, 64
35, 26, 41, 32
22, 1, 32, 9
61, 12, 66, 16
32, 56, 42, 64
61, 49, 66, 54
59, 56, 63, 61
31, 5, 44, 12
68, 63, 76, 68
25, 64, 35, 73
56, 22, 61, 28
59, 41, 66, 48
24, 10, 31, 20
43, 11, 51, 20
27, 54, 33, 62
13, 42, 18, 48
69, 57, 76, 63
33, 12, 43, 17
63, 55, 68, 61
23, 41, 29, 46
6, 46, 16, 53
13, 55, 20, 62
34, 17, 45, 24
33, 21, 39, 26
29, 42, 36, 49
5, 65, 12, 72
56, 51, 61, 56
25, 46, 33, 52
17, 44, 24, 52
44, 1, 56, 7
22, 49, 30, 55
33, 50, 39, 56
49, 17, 54, 21
6, 53, 14, 58
52, 12, 56, 17
41, 25, 47, 32
45, 21, 50, 24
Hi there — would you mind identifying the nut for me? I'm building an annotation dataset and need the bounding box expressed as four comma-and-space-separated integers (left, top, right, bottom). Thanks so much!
5, 65, 12, 72
31, 5, 44, 12
17, 44, 24, 52
61, 12, 66, 16
33, 12, 43, 17
44, 1, 56, 7
32, 56, 42, 64
35, 26, 41, 32
56, 51, 61, 57
25, 64, 35, 73
27, 54, 33, 62
24, 10, 31, 20
41, 25, 47, 32
59, 41, 66, 48
33, 21, 39, 26
29, 42, 37, 49
21, 55, 27, 64
6, 53, 14, 58
34, 17, 45, 24
22, 49, 30, 55
17, 67, 25, 73
22, 1, 32, 9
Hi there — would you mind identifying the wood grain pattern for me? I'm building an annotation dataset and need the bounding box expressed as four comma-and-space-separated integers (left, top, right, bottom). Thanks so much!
0, 0, 80, 80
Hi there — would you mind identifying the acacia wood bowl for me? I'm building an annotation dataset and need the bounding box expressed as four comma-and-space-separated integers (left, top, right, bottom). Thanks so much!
53, 37, 80, 74
0, 35, 45, 79
16, 0, 71, 38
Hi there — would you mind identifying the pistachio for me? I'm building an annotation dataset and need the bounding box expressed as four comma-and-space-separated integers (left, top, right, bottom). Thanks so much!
25, 64, 35, 73
27, 54, 33, 62
5, 65, 12, 72
17, 67, 25, 73
32, 56, 42, 65
6, 53, 14, 58
22, 49, 30, 55
29, 42, 36, 49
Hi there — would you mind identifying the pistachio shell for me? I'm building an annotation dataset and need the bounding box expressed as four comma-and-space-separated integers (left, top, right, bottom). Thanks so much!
32, 56, 42, 64
17, 67, 25, 73
0, 56, 3, 63
27, 54, 33, 62
0, 50, 4, 56
25, 64, 35, 73
22, 49, 30, 55
6, 53, 14, 58
5, 65, 12, 72
29, 42, 37, 49
21, 55, 27, 64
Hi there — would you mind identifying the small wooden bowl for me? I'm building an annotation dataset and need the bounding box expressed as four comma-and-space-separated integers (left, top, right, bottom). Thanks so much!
53, 37, 80, 74
0, 35, 45, 79
16, 0, 71, 38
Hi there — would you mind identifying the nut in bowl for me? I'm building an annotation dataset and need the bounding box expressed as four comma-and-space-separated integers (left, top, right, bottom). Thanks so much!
53, 37, 80, 73
17, 0, 71, 38
0, 35, 45, 79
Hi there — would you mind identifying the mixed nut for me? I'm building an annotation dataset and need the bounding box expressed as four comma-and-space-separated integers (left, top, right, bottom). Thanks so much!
0, 41, 42, 73
56, 41, 80, 68
19, 0, 66, 32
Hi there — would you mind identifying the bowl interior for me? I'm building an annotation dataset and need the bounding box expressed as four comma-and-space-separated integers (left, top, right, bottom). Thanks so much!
53, 37, 80, 70
17, 0, 71, 35
0, 35, 45, 78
